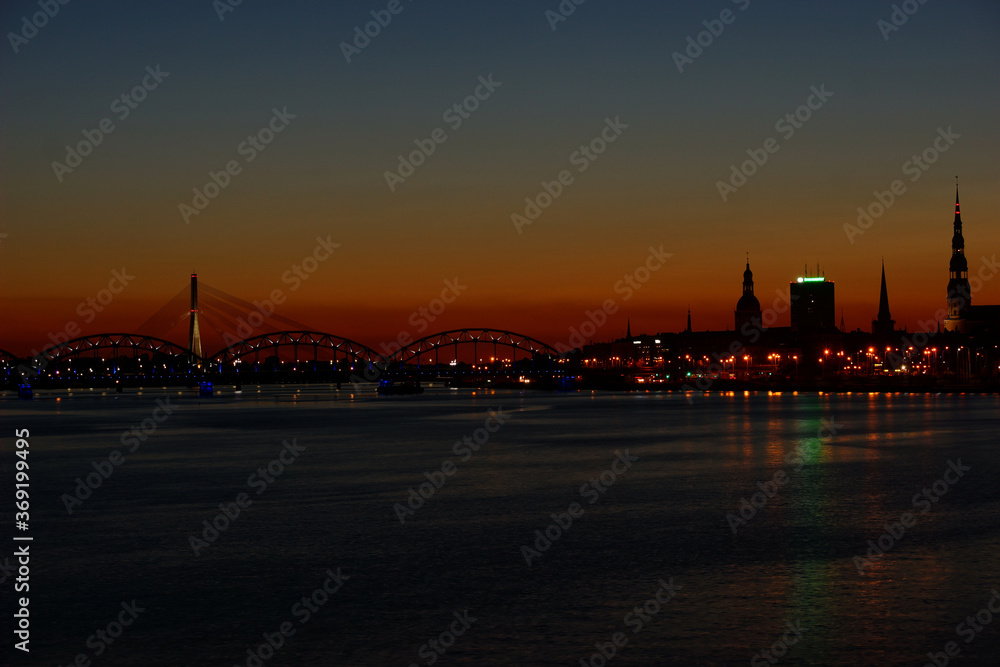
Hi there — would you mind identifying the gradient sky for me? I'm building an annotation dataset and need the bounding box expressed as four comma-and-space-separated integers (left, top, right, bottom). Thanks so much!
2, 0, 999, 354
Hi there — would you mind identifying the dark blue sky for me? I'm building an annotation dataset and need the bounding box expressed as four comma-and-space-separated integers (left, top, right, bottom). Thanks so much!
2, 0, 999, 346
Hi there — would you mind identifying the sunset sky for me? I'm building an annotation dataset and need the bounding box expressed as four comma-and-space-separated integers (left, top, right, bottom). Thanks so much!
2, 0, 999, 355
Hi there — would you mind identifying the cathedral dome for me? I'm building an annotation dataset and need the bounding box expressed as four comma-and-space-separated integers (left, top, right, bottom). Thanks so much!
736, 292, 761, 312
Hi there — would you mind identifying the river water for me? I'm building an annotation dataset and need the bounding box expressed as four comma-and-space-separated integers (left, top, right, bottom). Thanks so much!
3, 386, 999, 666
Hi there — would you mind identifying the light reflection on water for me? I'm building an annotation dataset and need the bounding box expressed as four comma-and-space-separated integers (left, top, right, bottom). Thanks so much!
4, 387, 999, 665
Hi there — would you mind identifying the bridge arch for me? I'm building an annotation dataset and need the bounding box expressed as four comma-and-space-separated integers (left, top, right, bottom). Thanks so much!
1, 349, 23, 378
208, 331, 381, 368
36, 334, 195, 362
0, 348, 21, 363
392, 328, 561, 368
27, 333, 197, 376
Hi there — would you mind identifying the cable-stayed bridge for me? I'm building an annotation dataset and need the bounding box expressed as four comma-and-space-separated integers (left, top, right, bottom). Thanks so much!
4, 275, 564, 387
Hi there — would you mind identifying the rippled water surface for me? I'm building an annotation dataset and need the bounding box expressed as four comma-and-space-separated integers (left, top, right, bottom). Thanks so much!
4, 387, 1000, 665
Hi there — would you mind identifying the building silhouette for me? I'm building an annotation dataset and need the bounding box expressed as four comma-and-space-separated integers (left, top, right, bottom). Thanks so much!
942, 185, 1000, 333
945, 187, 972, 331
735, 258, 762, 331
790, 274, 836, 332
872, 261, 895, 336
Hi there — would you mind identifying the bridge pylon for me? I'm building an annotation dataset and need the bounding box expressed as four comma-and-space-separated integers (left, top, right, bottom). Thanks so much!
189, 273, 203, 361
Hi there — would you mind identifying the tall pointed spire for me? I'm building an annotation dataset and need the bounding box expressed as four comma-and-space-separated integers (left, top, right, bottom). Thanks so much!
686, 307, 691, 333
878, 260, 891, 322
952, 178, 966, 246
955, 177, 962, 228
626, 318, 632, 339
946, 180, 971, 329
873, 260, 895, 335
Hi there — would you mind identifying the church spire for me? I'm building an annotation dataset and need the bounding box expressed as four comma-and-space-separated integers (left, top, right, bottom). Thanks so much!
872, 259, 895, 335
878, 260, 891, 322
946, 180, 971, 328
735, 256, 762, 332
686, 307, 691, 333
626, 318, 631, 339
955, 178, 962, 228
950, 179, 967, 261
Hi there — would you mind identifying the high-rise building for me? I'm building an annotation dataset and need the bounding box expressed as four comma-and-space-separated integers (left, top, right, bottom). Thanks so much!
790, 275, 835, 331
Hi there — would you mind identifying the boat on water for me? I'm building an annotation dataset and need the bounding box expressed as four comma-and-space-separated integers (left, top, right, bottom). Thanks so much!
377, 379, 424, 396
